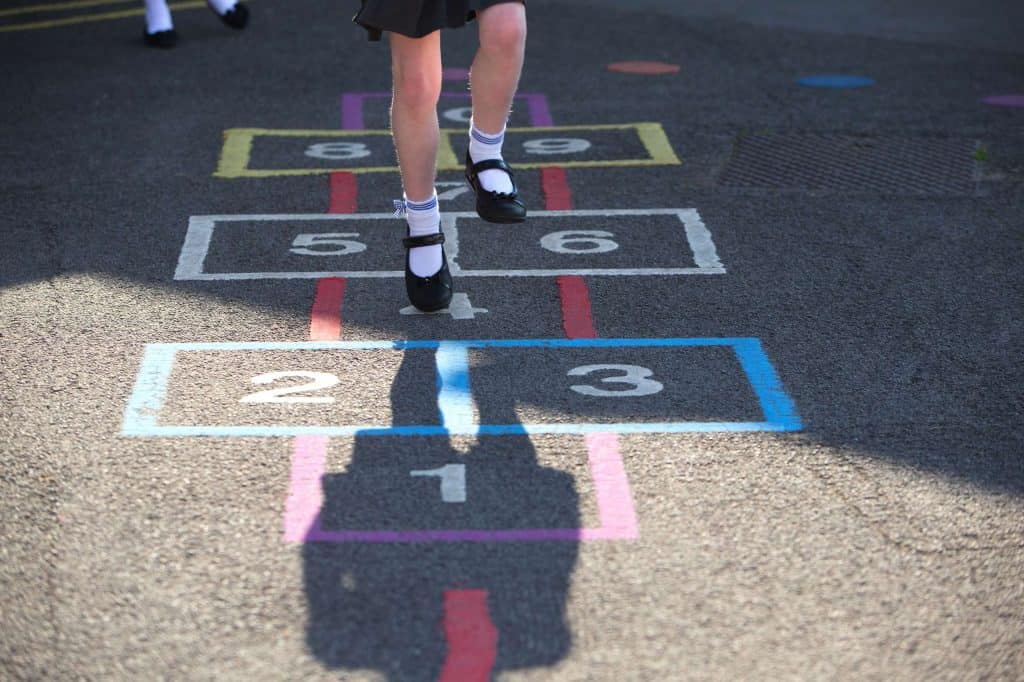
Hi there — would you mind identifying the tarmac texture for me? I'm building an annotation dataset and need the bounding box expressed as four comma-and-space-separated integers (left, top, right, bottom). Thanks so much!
1, 0, 1022, 679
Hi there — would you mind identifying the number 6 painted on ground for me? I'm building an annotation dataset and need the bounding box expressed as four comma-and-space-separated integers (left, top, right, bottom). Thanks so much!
568, 364, 664, 397
540, 230, 619, 254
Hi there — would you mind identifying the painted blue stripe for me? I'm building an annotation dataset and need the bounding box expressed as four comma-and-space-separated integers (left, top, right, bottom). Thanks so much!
121, 344, 177, 435
797, 74, 875, 89
122, 421, 799, 438
732, 338, 803, 431
435, 342, 475, 434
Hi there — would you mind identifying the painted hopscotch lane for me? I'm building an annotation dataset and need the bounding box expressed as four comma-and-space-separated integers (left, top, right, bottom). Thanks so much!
174, 209, 723, 280
215, 124, 680, 178
121, 338, 802, 438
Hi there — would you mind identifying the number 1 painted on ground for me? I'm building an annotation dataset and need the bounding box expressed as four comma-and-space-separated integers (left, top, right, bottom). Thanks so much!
410, 464, 467, 503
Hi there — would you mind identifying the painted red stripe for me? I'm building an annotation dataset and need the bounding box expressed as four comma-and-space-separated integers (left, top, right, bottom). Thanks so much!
541, 167, 573, 210
439, 590, 498, 682
329, 172, 358, 213
309, 277, 346, 341
557, 275, 596, 339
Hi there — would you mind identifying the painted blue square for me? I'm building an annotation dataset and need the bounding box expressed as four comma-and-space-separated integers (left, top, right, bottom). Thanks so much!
121, 338, 801, 437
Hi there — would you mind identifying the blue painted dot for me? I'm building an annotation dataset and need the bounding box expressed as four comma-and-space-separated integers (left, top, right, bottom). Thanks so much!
798, 75, 875, 89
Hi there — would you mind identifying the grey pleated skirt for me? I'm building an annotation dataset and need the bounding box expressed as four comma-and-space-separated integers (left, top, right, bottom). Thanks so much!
354, 0, 524, 41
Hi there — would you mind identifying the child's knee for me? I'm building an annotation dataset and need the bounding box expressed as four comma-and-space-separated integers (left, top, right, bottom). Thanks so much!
479, 6, 527, 55
392, 67, 442, 111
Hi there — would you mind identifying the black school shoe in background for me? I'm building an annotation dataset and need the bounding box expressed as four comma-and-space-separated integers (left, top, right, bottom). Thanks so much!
465, 151, 526, 223
214, 1, 249, 28
143, 28, 178, 48
403, 232, 453, 312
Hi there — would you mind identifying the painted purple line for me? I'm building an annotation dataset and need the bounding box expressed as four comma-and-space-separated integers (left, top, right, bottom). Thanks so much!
340, 92, 552, 127
523, 93, 553, 126
304, 526, 625, 543
341, 93, 366, 130
443, 67, 470, 81
983, 95, 1024, 108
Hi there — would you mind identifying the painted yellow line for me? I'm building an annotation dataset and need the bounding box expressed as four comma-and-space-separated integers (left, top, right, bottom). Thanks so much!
215, 124, 682, 178
0, 0, 133, 19
0, 0, 206, 32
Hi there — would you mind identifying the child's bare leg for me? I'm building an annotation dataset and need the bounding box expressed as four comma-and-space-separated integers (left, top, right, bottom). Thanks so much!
390, 31, 446, 282
468, 3, 527, 196
390, 31, 443, 203
471, 3, 527, 134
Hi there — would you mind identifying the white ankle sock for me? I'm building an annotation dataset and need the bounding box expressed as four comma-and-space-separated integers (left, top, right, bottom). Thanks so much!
144, 0, 173, 33
403, 193, 443, 277
207, 0, 237, 15
468, 122, 514, 194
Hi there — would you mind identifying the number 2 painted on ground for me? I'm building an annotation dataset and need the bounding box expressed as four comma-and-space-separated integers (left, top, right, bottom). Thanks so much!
568, 364, 664, 397
240, 372, 339, 404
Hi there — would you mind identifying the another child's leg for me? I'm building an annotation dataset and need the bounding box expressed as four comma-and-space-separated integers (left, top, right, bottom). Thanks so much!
143, 0, 176, 46
468, 2, 527, 194
390, 31, 444, 277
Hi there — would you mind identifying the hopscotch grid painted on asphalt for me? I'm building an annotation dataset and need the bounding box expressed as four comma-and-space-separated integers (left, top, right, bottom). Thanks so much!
113, 74, 803, 677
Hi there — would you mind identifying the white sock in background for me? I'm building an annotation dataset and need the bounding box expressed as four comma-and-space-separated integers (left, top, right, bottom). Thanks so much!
206, 0, 238, 15
468, 121, 514, 194
403, 193, 443, 277
144, 0, 173, 33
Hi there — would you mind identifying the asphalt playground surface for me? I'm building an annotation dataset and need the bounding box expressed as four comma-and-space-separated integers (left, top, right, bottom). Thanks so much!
2, 0, 1023, 679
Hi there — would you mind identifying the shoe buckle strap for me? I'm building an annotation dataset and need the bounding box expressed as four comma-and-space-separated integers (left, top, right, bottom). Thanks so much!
402, 232, 446, 249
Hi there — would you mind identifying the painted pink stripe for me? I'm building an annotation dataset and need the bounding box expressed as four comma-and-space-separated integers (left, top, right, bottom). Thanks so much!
309, 277, 346, 341
541, 167, 573, 210
585, 432, 638, 538
283, 435, 329, 543
329, 172, 358, 213
440, 589, 498, 682
557, 275, 596, 339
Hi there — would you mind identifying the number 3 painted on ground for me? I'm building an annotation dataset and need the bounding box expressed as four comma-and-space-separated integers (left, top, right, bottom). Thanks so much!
568, 364, 664, 397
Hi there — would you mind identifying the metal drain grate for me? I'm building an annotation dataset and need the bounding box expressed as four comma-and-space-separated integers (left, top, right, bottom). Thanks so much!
718, 135, 981, 195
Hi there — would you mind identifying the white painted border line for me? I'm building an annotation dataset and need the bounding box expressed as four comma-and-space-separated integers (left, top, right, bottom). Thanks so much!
174, 209, 726, 281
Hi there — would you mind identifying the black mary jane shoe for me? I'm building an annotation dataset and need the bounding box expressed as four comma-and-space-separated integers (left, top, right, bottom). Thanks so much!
143, 28, 178, 48
403, 232, 453, 312
214, 1, 249, 29
465, 151, 526, 224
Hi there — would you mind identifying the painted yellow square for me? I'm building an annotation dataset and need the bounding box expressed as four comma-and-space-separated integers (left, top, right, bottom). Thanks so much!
215, 124, 681, 178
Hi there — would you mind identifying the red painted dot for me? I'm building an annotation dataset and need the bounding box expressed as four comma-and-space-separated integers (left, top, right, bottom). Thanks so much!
607, 61, 680, 75
983, 95, 1024, 108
